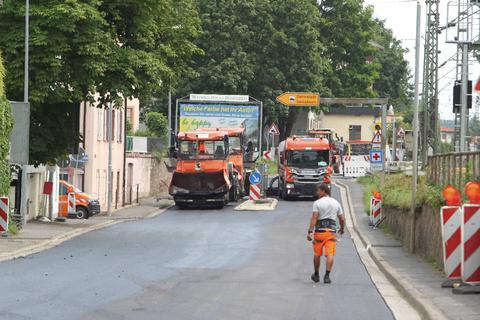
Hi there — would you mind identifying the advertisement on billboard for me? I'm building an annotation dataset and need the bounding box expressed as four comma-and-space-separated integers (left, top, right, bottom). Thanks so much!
178, 102, 261, 149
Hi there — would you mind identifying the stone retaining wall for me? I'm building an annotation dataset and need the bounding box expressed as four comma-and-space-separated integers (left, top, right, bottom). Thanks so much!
383, 205, 443, 267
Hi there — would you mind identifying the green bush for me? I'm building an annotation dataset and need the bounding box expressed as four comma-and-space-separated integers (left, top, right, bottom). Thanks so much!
0, 52, 13, 197
358, 173, 444, 212
146, 112, 168, 138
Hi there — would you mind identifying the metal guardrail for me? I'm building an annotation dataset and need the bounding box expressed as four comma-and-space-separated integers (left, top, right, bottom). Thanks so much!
427, 151, 480, 189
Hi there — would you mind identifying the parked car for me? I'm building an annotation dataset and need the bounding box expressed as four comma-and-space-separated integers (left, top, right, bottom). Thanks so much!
58, 180, 101, 219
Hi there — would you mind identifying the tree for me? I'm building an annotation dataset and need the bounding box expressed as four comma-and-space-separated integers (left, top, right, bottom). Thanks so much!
0, 52, 13, 196
146, 112, 168, 137
318, 0, 380, 97
0, 0, 201, 164
372, 19, 413, 112
176, 0, 329, 138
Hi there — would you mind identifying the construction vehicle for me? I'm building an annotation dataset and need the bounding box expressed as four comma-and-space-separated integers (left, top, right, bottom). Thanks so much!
277, 136, 332, 199
169, 130, 242, 208
308, 128, 342, 173
196, 127, 248, 198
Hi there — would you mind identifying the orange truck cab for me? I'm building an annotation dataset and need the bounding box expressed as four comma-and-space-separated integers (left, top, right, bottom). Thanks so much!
277, 136, 331, 199
169, 130, 241, 208
197, 127, 247, 197
58, 180, 101, 219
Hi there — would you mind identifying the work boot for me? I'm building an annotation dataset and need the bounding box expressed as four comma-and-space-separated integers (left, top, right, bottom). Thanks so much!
311, 273, 320, 283
323, 274, 331, 284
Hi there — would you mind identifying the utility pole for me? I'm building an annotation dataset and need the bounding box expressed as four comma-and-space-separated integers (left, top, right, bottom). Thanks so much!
168, 90, 172, 149
411, 1, 422, 253
422, 0, 440, 164
381, 104, 387, 187
24, 0, 29, 103
107, 102, 113, 216
460, 43, 469, 151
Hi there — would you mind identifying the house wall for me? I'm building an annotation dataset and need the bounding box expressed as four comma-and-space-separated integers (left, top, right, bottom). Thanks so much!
125, 154, 172, 203
79, 97, 140, 210
291, 109, 378, 141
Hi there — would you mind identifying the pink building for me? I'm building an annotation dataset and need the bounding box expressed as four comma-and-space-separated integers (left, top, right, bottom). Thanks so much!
61, 97, 140, 211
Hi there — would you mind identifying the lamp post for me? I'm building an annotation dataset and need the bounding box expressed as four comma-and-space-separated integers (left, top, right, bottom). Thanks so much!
24, 0, 29, 103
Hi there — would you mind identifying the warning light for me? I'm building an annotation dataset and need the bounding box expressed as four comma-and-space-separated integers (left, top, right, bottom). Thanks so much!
465, 182, 480, 204
372, 191, 382, 200
442, 185, 461, 206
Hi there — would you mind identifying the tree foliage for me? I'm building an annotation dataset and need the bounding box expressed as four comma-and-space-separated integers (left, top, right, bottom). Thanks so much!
0, 0, 201, 164
146, 112, 168, 138
0, 52, 13, 196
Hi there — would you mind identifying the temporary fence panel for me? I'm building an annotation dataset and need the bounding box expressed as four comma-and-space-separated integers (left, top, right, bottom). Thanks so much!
461, 204, 480, 284
343, 155, 370, 177
440, 206, 462, 279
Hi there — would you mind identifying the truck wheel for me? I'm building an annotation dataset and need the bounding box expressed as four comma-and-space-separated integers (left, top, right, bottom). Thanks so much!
281, 183, 290, 201
76, 207, 89, 219
229, 179, 238, 202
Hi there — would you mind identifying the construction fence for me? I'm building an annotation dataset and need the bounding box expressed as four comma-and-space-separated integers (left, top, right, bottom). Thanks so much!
427, 151, 480, 189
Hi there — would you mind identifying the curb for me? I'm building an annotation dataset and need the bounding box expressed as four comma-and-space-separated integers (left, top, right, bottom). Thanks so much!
335, 180, 447, 320
0, 206, 171, 263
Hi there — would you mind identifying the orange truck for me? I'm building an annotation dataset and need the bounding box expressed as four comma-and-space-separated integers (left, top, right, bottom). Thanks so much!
169, 130, 242, 208
197, 127, 247, 197
58, 180, 100, 219
277, 136, 332, 199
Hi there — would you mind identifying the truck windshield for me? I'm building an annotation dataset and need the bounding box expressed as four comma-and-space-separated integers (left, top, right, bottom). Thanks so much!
287, 150, 329, 168
179, 140, 227, 160
229, 136, 242, 155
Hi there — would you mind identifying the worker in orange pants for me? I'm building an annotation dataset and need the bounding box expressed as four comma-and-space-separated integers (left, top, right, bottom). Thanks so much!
307, 183, 345, 284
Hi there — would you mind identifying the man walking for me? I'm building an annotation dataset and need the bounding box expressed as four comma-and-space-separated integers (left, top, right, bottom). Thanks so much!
307, 183, 345, 284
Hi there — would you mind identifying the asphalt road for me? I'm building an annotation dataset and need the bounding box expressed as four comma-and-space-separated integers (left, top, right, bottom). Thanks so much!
0, 187, 393, 320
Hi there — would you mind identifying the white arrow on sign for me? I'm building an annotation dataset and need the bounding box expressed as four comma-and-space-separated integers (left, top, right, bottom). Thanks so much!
263, 150, 272, 161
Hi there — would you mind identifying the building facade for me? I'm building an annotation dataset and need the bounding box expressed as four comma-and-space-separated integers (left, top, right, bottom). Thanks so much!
292, 106, 381, 141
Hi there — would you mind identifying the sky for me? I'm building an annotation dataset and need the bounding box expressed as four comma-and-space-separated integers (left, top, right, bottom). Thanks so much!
364, 0, 480, 120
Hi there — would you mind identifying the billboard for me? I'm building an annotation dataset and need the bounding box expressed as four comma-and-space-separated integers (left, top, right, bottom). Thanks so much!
178, 102, 261, 149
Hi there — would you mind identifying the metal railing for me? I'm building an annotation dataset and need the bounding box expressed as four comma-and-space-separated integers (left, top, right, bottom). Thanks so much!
427, 151, 480, 189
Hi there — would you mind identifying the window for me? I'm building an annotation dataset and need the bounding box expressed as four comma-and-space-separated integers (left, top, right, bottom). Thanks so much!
117, 109, 123, 142
349, 125, 362, 141
59, 183, 68, 196
97, 108, 104, 141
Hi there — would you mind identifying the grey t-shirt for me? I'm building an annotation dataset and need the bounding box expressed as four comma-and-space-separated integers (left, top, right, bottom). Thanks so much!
312, 196, 344, 221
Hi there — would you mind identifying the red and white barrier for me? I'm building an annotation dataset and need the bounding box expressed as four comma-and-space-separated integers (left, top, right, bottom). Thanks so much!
249, 184, 261, 201
343, 155, 370, 177
370, 196, 382, 226
440, 206, 462, 280
461, 204, 480, 284
68, 192, 76, 214
0, 197, 8, 234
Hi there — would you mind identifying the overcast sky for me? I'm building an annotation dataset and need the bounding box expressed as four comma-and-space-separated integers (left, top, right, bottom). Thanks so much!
364, 0, 479, 120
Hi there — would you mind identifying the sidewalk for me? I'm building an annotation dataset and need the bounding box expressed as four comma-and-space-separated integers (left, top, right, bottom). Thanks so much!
338, 178, 480, 320
0, 198, 173, 263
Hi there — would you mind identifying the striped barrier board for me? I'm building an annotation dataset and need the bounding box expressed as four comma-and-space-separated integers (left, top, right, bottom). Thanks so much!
461, 204, 480, 284
249, 184, 261, 201
343, 155, 370, 177
0, 197, 8, 234
440, 206, 462, 282
370, 196, 382, 227
68, 192, 76, 214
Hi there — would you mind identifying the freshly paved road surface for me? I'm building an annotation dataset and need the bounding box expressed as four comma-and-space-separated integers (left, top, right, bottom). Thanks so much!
0, 187, 393, 320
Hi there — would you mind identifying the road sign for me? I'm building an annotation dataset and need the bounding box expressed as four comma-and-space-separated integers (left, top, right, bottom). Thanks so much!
263, 150, 272, 161
370, 150, 383, 172
371, 131, 382, 144
276, 92, 320, 107
268, 123, 280, 135
189, 94, 249, 102
397, 127, 405, 137
249, 170, 262, 185
370, 150, 383, 163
